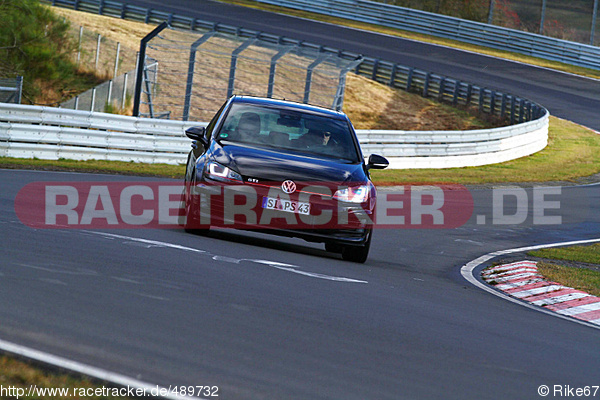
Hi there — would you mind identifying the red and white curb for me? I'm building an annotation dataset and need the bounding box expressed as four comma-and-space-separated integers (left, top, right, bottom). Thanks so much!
483, 260, 600, 326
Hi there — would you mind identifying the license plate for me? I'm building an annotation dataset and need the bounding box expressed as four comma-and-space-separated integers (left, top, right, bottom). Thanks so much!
262, 197, 310, 215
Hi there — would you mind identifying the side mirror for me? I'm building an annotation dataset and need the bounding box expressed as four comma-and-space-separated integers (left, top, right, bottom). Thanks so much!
185, 126, 209, 147
366, 154, 389, 170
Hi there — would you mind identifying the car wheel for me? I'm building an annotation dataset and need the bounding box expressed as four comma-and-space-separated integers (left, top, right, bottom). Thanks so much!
341, 230, 372, 263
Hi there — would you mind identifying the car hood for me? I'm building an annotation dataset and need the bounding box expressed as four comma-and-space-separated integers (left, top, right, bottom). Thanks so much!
211, 142, 367, 184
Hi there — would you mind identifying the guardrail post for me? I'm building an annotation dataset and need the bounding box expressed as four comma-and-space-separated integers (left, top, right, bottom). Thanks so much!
99, 0, 105, 15
406, 68, 414, 91
479, 88, 485, 113
489, 91, 496, 115
371, 59, 380, 81
438, 78, 446, 101
466, 84, 473, 106
518, 99, 525, 123
423, 73, 431, 97
121, 4, 126, 19
510, 96, 516, 125
389, 64, 397, 87
133, 22, 168, 117
452, 81, 460, 105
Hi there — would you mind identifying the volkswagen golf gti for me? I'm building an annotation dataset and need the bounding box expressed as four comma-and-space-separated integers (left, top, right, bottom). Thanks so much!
182, 95, 388, 263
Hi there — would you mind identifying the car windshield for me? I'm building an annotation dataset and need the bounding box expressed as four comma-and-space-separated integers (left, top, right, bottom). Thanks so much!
216, 103, 361, 163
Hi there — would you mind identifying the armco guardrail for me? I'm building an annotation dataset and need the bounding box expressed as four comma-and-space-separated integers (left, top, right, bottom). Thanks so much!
251, 0, 600, 71
0, 104, 204, 164
0, 103, 548, 168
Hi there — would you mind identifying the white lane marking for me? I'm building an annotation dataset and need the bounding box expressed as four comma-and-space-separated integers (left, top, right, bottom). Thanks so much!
112, 277, 143, 285
88, 231, 207, 254
251, 260, 368, 283
0, 338, 203, 400
85, 231, 367, 284
461, 238, 600, 330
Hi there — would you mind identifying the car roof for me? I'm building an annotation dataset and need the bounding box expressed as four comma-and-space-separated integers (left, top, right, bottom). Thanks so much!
231, 96, 347, 120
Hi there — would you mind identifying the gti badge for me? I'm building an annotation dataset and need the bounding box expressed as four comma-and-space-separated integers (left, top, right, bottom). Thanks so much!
281, 180, 296, 194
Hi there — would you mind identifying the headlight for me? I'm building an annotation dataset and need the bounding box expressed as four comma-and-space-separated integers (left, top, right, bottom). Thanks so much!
205, 161, 243, 183
333, 185, 370, 203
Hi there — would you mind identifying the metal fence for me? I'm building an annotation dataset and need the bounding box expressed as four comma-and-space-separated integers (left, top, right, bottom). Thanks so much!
0, 77, 23, 104
60, 70, 136, 113
132, 24, 363, 121
67, 23, 137, 78
250, 0, 600, 71
48, 0, 547, 127
372, 0, 600, 47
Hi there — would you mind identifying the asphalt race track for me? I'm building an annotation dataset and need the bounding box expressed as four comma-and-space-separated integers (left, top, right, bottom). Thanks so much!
1, 1, 600, 399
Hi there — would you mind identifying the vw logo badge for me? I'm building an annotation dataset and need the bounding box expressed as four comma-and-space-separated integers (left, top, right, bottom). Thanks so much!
281, 180, 296, 194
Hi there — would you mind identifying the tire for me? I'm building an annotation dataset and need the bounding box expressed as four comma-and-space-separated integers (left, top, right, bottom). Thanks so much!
341, 230, 372, 263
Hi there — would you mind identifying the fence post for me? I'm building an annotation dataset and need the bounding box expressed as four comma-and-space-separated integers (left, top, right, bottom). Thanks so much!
91, 87, 97, 111
487, 0, 495, 24
133, 22, 168, 117
77, 26, 83, 66
16, 76, 23, 104
227, 38, 257, 99
592, 0, 599, 45
122, 72, 129, 109
95, 34, 102, 71
267, 46, 293, 99
539, 0, 547, 35
304, 53, 329, 104
183, 32, 217, 121
114, 42, 121, 79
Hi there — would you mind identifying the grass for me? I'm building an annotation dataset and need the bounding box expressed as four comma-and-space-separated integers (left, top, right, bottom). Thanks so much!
526, 243, 600, 298
529, 243, 600, 265
0, 355, 133, 399
536, 261, 600, 298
